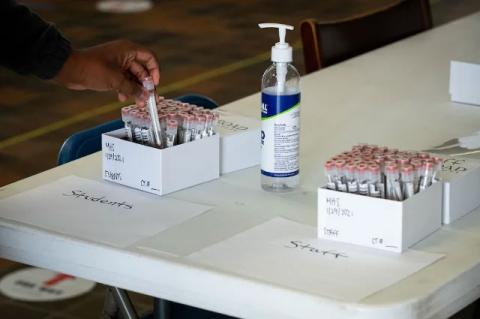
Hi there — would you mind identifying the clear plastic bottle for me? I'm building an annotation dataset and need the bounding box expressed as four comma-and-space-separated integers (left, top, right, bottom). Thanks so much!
259, 23, 301, 192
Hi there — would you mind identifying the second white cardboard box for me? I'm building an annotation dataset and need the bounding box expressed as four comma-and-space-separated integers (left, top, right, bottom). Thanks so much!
102, 129, 220, 195
450, 60, 480, 106
216, 110, 260, 174
439, 156, 480, 224
318, 182, 443, 253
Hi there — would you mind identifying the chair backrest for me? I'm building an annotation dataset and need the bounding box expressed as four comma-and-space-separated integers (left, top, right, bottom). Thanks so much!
57, 94, 218, 165
300, 0, 432, 74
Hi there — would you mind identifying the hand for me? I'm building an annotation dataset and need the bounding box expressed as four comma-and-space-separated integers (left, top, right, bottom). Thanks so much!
54, 39, 160, 106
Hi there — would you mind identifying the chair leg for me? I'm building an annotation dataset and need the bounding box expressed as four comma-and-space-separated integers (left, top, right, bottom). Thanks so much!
101, 287, 119, 319
101, 286, 139, 319
153, 298, 171, 319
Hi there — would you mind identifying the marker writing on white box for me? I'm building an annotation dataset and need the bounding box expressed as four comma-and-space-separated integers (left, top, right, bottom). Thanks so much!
323, 144, 442, 201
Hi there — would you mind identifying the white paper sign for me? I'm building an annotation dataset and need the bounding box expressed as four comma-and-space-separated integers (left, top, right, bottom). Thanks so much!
187, 218, 443, 302
450, 60, 480, 106
0, 176, 212, 247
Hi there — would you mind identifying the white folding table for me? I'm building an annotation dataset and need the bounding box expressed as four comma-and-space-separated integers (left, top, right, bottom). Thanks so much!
1, 12, 480, 319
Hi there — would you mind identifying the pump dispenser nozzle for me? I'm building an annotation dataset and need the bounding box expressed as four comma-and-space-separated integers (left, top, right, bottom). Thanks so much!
258, 23, 294, 63
259, 23, 294, 93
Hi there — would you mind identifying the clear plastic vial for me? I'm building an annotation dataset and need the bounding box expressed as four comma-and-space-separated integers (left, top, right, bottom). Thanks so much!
261, 62, 301, 192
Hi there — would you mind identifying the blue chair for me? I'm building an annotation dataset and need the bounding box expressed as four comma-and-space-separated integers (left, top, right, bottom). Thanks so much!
58, 94, 218, 165
57, 94, 235, 319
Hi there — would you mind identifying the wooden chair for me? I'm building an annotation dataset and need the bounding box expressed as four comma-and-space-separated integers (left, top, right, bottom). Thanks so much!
300, 0, 432, 73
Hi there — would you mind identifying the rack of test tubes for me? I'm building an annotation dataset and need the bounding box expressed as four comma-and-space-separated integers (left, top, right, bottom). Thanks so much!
121, 102, 219, 148
323, 144, 443, 201
121, 77, 219, 149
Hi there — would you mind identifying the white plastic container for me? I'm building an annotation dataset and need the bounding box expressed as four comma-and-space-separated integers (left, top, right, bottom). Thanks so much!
102, 129, 219, 195
317, 182, 442, 253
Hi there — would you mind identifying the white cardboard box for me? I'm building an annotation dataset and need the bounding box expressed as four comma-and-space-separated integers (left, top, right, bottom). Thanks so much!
439, 156, 480, 224
450, 60, 480, 106
216, 110, 260, 174
317, 182, 442, 253
102, 129, 219, 195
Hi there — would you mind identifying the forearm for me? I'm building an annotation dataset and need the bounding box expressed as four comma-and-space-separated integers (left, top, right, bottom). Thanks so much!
0, 0, 71, 79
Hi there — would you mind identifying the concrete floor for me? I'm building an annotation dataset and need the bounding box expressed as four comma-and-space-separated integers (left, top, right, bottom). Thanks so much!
1, 0, 480, 318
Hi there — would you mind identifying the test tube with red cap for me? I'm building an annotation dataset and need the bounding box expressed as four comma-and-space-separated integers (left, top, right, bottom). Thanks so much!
199, 114, 209, 138
345, 162, 358, 193
397, 157, 410, 166
142, 77, 162, 148
377, 146, 388, 153
191, 116, 199, 141
334, 160, 347, 192
141, 114, 158, 146
134, 114, 148, 145
158, 114, 167, 146
205, 113, 215, 137
193, 115, 206, 140
418, 152, 430, 160
400, 164, 415, 199
181, 103, 193, 112
176, 112, 188, 143
121, 106, 134, 141
410, 160, 423, 193
385, 164, 402, 200
356, 163, 369, 195
368, 164, 383, 198
420, 161, 435, 191
324, 160, 337, 190
167, 111, 178, 121
128, 109, 143, 143
165, 119, 178, 148
165, 100, 176, 107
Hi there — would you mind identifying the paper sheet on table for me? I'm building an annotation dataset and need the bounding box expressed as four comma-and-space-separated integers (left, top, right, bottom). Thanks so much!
187, 218, 443, 302
0, 176, 211, 248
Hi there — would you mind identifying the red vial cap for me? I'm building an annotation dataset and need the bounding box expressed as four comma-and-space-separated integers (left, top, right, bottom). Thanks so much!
386, 164, 399, 173
401, 164, 414, 173
335, 160, 346, 168
324, 161, 335, 170
356, 163, 368, 172
368, 164, 381, 173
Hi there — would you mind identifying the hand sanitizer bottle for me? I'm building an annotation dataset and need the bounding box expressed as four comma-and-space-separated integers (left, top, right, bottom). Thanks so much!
259, 23, 300, 192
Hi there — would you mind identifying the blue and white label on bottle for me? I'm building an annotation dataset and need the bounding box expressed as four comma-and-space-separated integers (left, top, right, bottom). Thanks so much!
261, 91, 300, 178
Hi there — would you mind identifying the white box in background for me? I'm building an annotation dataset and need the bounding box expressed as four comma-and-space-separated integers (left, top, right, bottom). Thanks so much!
102, 129, 219, 195
439, 156, 480, 224
317, 183, 442, 253
216, 110, 260, 174
450, 60, 480, 106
